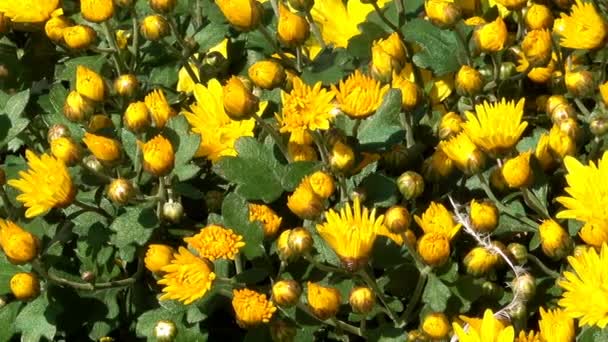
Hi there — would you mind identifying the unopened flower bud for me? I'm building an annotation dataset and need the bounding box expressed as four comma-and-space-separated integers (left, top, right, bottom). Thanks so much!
455, 65, 483, 96
421, 312, 450, 339
512, 273, 536, 300
107, 178, 134, 204
51, 137, 81, 166
545, 95, 568, 117
422, 149, 453, 182
248, 60, 286, 89
83, 155, 104, 173
114, 74, 139, 97
499, 62, 516, 80
144, 244, 174, 274
150, 0, 177, 13
501, 152, 533, 188
382, 144, 410, 172
64, 90, 94, 122
277, 229, 295, 262
223, 76, 259, 120
463, 246, 501, 276
270, 320, 297, 342
549, 125, 576, 160
63, 25, 97, 50
308, 171, 335, 199
425, 0, 461, 28
288, 142, 317, 162
45, 15, 73, 43
507, 243, 528, 265
277, 3, 310, 47
507, 301, 527, 322
590, 117, 608, 136
287, 182, 324, 220
349, 286, 375, 314
216, 0, 262, 31
470, 199, 498, 233
438, 112, 463, 140
550, 103, 576, 124
384, 205, 410, 234
539, 219, 573, 260
272, 280, 302, 307
565, 69, 594, 98
10, 272, 40, 301
329, 141, 355, 173
124, 101, 150, 132
162, 201, 183, 223
522, 29, 552, 67
397, 171, 424, 200
140, 15, 169, 41
287, 227, 313, 255
81, 271, 96, 283
392, 75, 421, 110
417, 232, 451, 267
77, 66, 105, 102
47, 124, 70, 143
154, 320, 177, 342
474, 17, 507, 53
81, 0, 114, 23
558, 117, 582, 143
525, 4, 553, 30
371, 33, 406, 82
307, 282, 341, 320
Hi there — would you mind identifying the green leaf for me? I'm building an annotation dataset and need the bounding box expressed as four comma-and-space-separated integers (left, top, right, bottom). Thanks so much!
110, 206, 158, 252
366, 324, 404, 342
3, 89, 29, 118
175, 163, 201, 182
58, 55, 106, 82
222, 192, 265, 259
402, 19, 466, 75
150, 64, 179, 88
495, 199, 536, 234
15, 292, 61, 342
121, 128, 139, 165
0, 254, 26, 294
167, 115, 202, 167
357, 90, 404, 148
214, 137, 286, 203
194, 22, 229, 51
135, 307, 184, 340
46, 84, 84, 140
422, 274, 451, 312
281, 161, 319, 191
359, 172, 398, 207
0, 302, 21, 342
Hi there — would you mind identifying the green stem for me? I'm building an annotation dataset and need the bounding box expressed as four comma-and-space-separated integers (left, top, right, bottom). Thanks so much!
303, 253, 345, 274
395, 0, 405, 28
72, 199, 112, 219
371, 1, 400, 34
253, 115, 291, 162
156, 177, 166, 221
102, 22, 127, 74
0, 186, 16, 219
400, 111, 415, 148
161, 40, 200, 85
574, 98, 591, 118
234, 253, 243, 275
527, 254, 561, 278
258, 25, 296, 70
398, 266, 429, 326
294, 303, 363, 337
305, 12, 325, 49
521, 188, 550, 219
312, 130, 329, 165
358, 269, 400, 324
130, 10, 140, 71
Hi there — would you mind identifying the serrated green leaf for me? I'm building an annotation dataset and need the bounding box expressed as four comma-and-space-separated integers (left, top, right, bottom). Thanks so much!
3, 89, 29, 118
422, 274, 451, 312
221, 192, 265, 259
58, 55, 106, 82
281, 161, 319, 191
359, 172, 398, 207
150, 65, 179, 88
402, 19, 466, 75
0, 302, 21, 342
175, 163, 201, 181
15, 292, 61, 342
357, 90, 404, 148
110, 206, 158, 250
194, 22, 229, 51
121, 128, 139, 165
0, 254, 26, 294
214, 137, 285, 203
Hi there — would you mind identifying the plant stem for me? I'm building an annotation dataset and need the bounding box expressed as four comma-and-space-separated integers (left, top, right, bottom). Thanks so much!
0, 186, 16, 219
312, 130, 329, 165
294, 303, 363, 337
258, 25, 296, 69
371, 1, 400, 34
102, 22, 127, 74
527, 254, 561, 278
358, 269, 400, 324
395, 0, 405, 28
72, 199, 112, 219
252, 115, 291, 162
130, 10, 140, 71
234, 253, 243, 275
305, 12, 326, 49
303, 253, 345, 274
573, 98, 591, 118
399, 266, 430, 326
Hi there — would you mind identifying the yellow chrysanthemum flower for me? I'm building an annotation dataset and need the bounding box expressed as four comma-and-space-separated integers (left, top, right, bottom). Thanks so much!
557, 0, 606, 50
515, 330, 541, 342
439, 132, 486, 174
0, 0, 59, 23
8, 150, 75, 218
556, 152, 608, 247
184, 224, 245, 260
414, 201, 461, 240
277, 77, 336, 144
310, 0, 390, 48
316, 197, 385, 272
183, 79, 267, 162
332, 70, 389, 119
417, 232, 451, 266
399, 63, 453, 104
538, 307, 575, 341
177, 40, 228, 93
559, 243, 608, 328
452, 309, 515, 342
140, 135, 175, 177
231, 288, 277, 328
144, 89, 175, 129
158, 247, 216, 305
516, 52, 557, 84
249, 203, 282, 237
462, 98, 528, 156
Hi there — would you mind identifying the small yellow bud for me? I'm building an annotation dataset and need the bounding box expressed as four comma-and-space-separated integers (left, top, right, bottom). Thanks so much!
141, 135, 175, 176
124, 101, 150, 132
371, 33, 407, 82
63, 90, 94, 122
162, 201, 184, 223
421, 312, 450, 339
565, 69, 594, 98
215, 0, 262, 32
107, 178, 135, 204
489, 166, 508, 192
51, 137, 81, 166
287, 227, 313, 256
349, 286, 375, 314
0, 220, 39, 265
88, 114, 114, 133
397, 171, 424, 200
222, 76, 259, 120
507, 243, 528, 265
474, 17, 507, 53
45, 15, 73, 43
154, 320, 177, 342
539, 219, 573, 260
545, 95, 568, 117
455, 65, 483, 96
76, 65, 105, 102
10, 272, 40, 301
522, 29, 552, 67
140, 15, 169, 41
329, 141, 355, 173
272, 280, 302, 307
248, 60, 286, 89
149, 0, 177, 13
287, 142, 317, 162
422, 149, 453, 182
144, 244, 175, 274
307, 282, 341, 320
417, 232, 451, 267
277, 3, 310, 47
392, 74, 421, 110
463, 246, 500, 276
512, 273, 536, 300
63, 25, 97, 50
425, 0, 461, 28
145, 89, 175, 128
558, 117, 582, 143
308, 171, 335, 199
287, 181, 324, 220
525, 4, 553, 30
501, 152, 533, 188
384, 205, 410, 234
439, 112, 463, 140
470, 199, 498, 233
277, 229, 295, 261
590, 117, 608, 137
83, 132, 122, 164
549, 125, 576, 160
81, 0, 114, 23
114, 74, 139, 97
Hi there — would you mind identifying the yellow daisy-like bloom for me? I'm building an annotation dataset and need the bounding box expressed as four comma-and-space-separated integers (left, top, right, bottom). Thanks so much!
316, 197, 385, 272
8, 150, 75, 218
417, 232, 451, 266
557, 0, 606, 50
332, 70, 389, 119
515, 330, 541, 342
556, 153, 608, 247
158, 247, 216, 305
249, 203, 282, 237
0, 0, 59, 23
439, 132, 486, 174
144, 89, 175, 129
83, 132, 122, 164
80, 0, 114, 23
232, 288, 277, 328
311, 0, 390, 49
277, 77, 335, 143
414, 201, 461, 240
183, 79, 266, 162
452, 309, 515, 342
559, 243, 608, 327
184, 224, 245, 260
538, 307, 575, 341
462, 98, 528, 156
140, 135, 175, 177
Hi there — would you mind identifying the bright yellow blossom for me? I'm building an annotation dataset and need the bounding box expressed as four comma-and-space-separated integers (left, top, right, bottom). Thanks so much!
538, 307, 575, 341
332, 69, 389, 118
414, 201, 461, 240
439, 132, 486, 174
249, 203, 282, 237
452, 309, 515, 342
158, 247, 216, 305
0, 0, 59, 23
557, 0, 606, 50
232, 288, 276, 327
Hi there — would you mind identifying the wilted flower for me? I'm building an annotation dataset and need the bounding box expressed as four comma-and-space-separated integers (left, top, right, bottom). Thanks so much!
332, 70, 389, 119
158, 247, 216, 304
